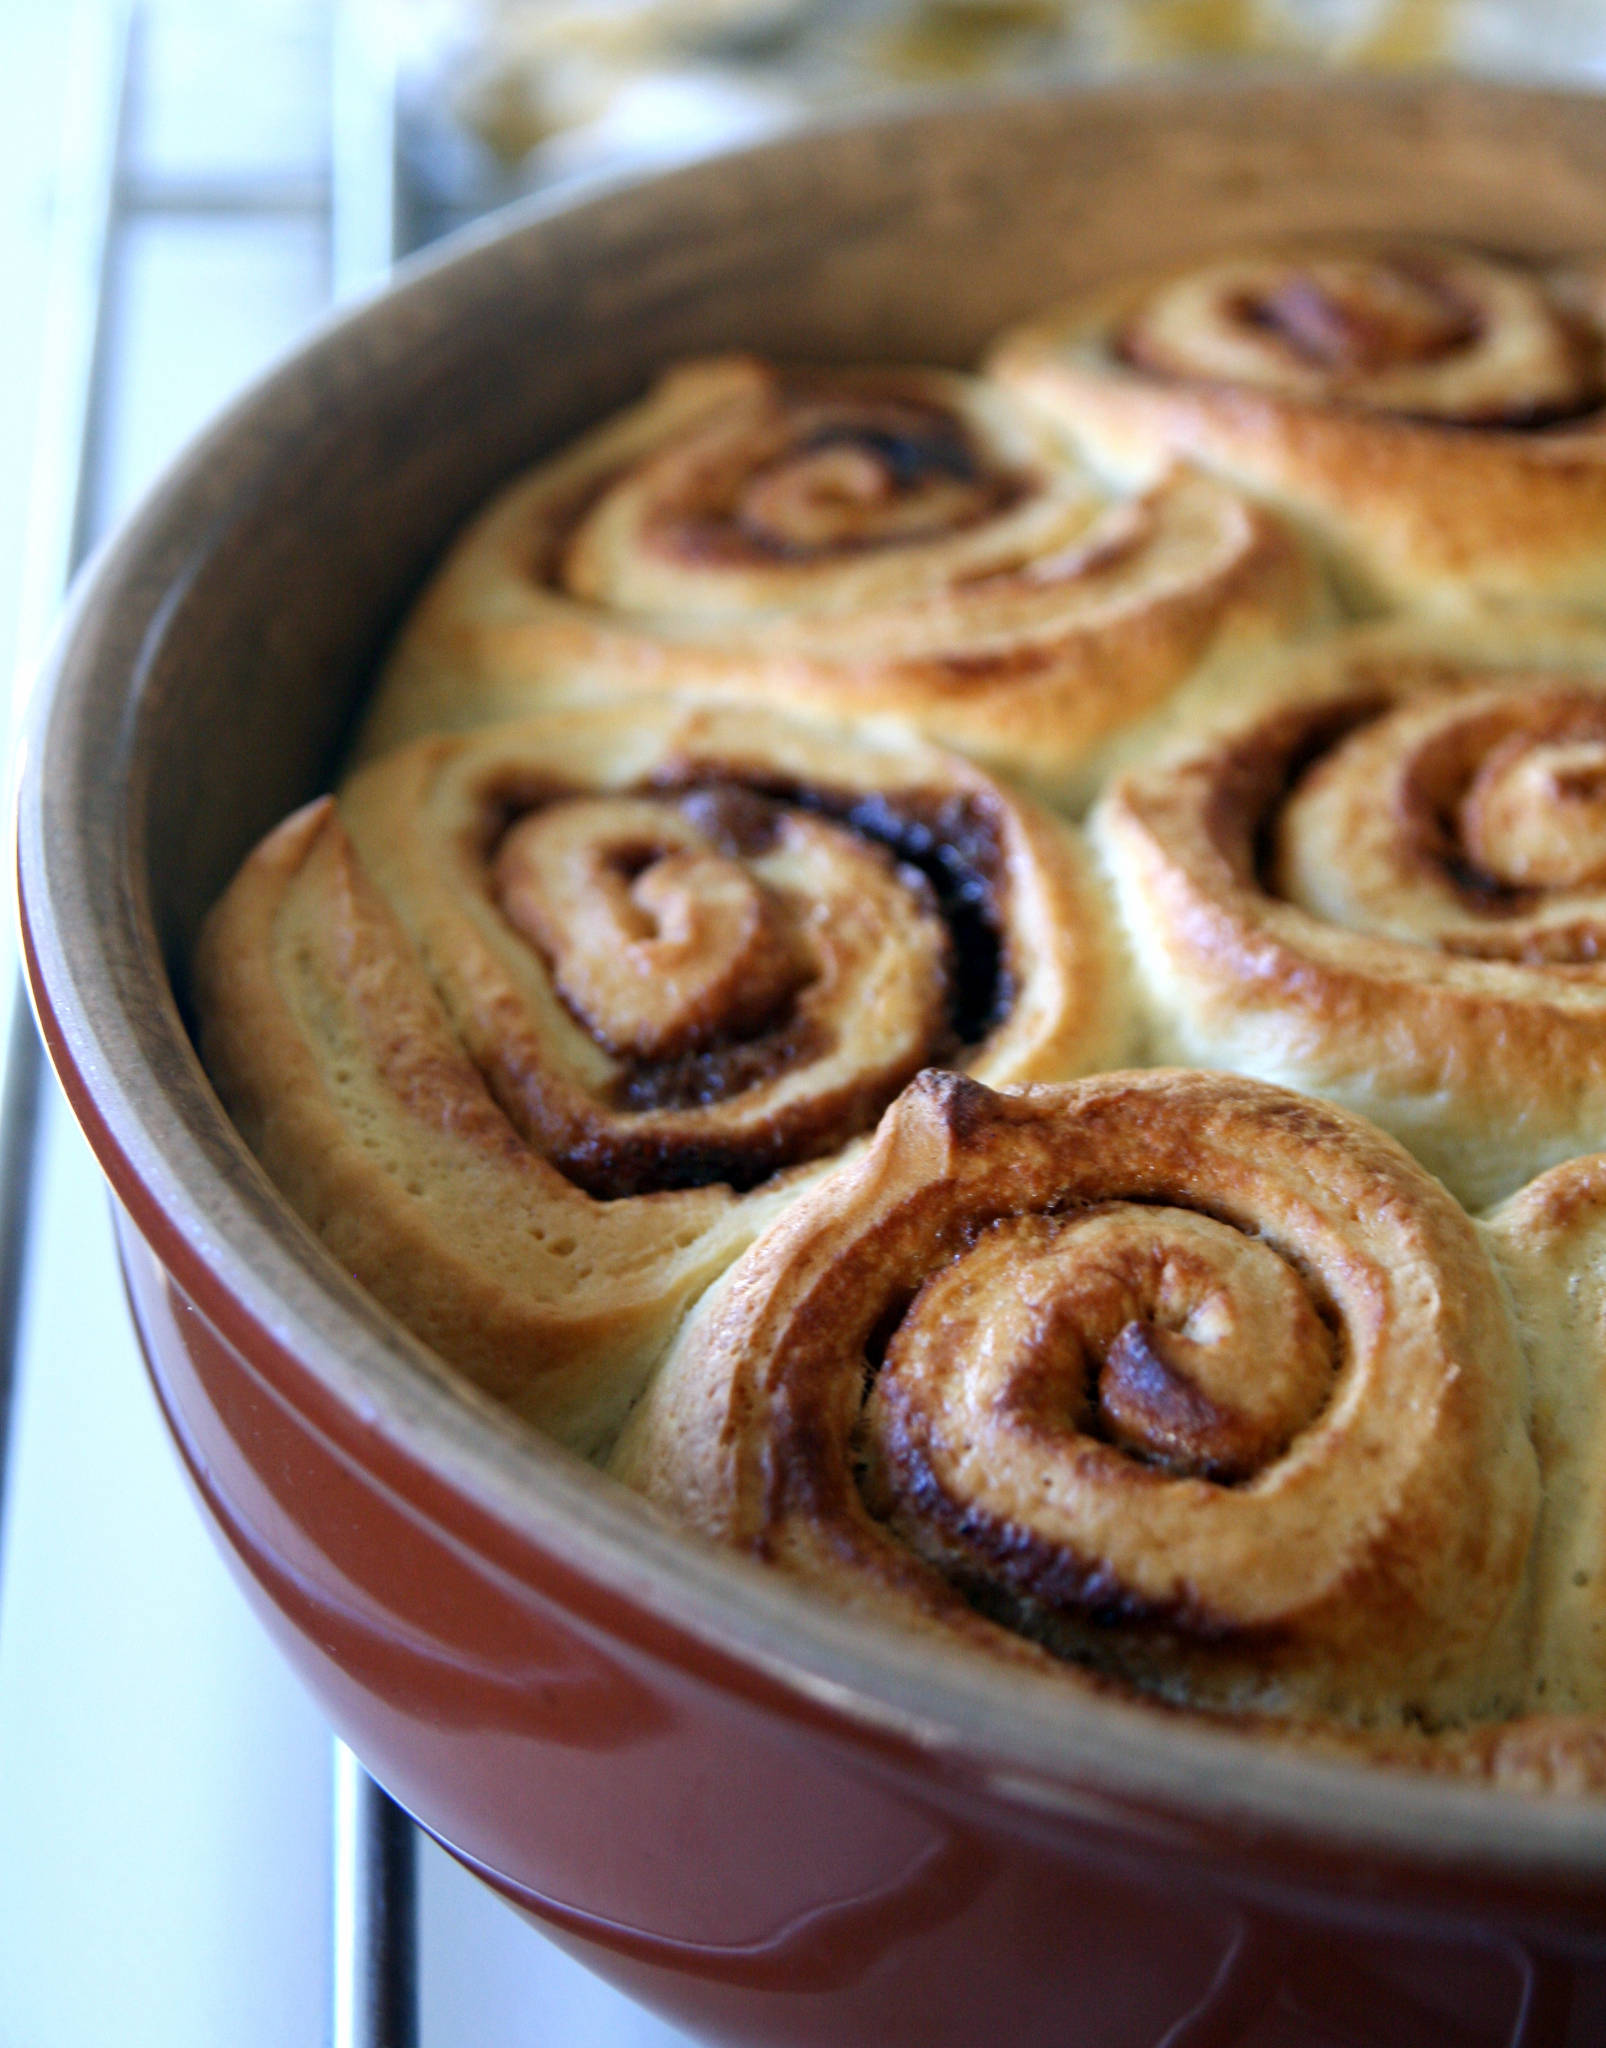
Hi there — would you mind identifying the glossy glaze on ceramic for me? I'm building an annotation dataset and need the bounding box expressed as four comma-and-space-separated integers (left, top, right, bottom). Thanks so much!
21, 79, 1606, 2047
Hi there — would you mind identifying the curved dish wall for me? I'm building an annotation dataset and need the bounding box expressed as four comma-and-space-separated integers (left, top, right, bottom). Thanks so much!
22, 78, 1606, 2047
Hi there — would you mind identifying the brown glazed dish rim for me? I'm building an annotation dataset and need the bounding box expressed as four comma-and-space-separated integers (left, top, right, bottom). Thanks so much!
20, 72, 1606, 1895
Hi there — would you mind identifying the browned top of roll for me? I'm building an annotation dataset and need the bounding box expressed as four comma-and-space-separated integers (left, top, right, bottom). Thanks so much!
355, 355, 1322, 804
559, 362, 1035, 592
195, 704, 1130, 1449
335, 704, 1128, 1199
347, 759, 960, 1199
1110, 240, 1603, 423
614, 1067, 1536, 1729
990, 238, 1606, 610
1092, 623, 1606, 1207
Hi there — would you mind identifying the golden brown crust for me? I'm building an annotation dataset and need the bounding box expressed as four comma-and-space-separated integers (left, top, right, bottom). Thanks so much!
197, 284, 1606, 1791
195, 704, 1132, 1453
1481, 1157, 1606, 1744
1092, 621, 1606, 1209
1261, 1151, 1606, 1793
354, 355, 1324, 807
991, 238, 1606, 613
612, 1068, 1537, 1732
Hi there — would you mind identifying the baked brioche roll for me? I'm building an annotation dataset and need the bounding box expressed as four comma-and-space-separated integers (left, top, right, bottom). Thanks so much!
1486, 1157, 1606, 1720
1331, 1154, 1606, 1794
1093, 623, 1606, 1209
991, 238, 1606, 614
195, 704, 1130, 1455
354, 354, 1323, 807
613, 1068, 1537, 1733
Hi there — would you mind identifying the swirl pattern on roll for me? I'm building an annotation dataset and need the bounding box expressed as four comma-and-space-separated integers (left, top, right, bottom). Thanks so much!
990, 238, 1606, 611
355, 355, 1321, 805
1093, 625, 1606, 1208
613, 1068, 1537, 1728
195, 704, 1129, 1452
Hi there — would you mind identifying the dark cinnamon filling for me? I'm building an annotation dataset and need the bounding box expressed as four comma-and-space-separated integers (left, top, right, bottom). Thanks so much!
1232, 266, 1480, 374
1093, 1320, 1284, 1484
1208, 695, 1384, 896
667, 403, 1029, 563
845, 1197, 1339, 1663
1226, 687, 1606, 963
1116, 255, 1606, 426
1230, 694, 1521, 908
467, 770, 1013, 1198
1413, 392, 1606, 432
859, 1352, 1256, 1643
650, 770, 1015, 1049
614, 1014, 827, 1115
524, 465, 628, 588
1403, 700, 1606, 904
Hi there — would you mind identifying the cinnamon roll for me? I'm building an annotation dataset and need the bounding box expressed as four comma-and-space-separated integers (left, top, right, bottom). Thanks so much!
991, 238, 1606, 614
1452, 1154, 1606, 1787
612, 1067, 1538, 1732
1093, 623, 1606, 1208
195, 704, 1129, 1454
1313, 1153, 1606, 1794
354, 355, 1322, 806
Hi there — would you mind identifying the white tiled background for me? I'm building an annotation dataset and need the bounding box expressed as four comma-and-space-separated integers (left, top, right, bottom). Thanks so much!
0, 5, 693, 2042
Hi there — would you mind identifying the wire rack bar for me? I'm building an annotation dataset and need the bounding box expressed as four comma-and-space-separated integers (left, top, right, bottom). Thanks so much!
328, 5, 420, 2042
333, 1741, 420, 2048
0, 0, 133, 1594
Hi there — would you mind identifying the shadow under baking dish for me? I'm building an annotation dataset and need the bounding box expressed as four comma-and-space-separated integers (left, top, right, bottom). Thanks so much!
21, 75, 1606, 2048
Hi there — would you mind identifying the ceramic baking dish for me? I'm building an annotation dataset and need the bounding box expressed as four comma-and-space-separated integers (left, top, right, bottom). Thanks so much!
21, 76, 1606, 2048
